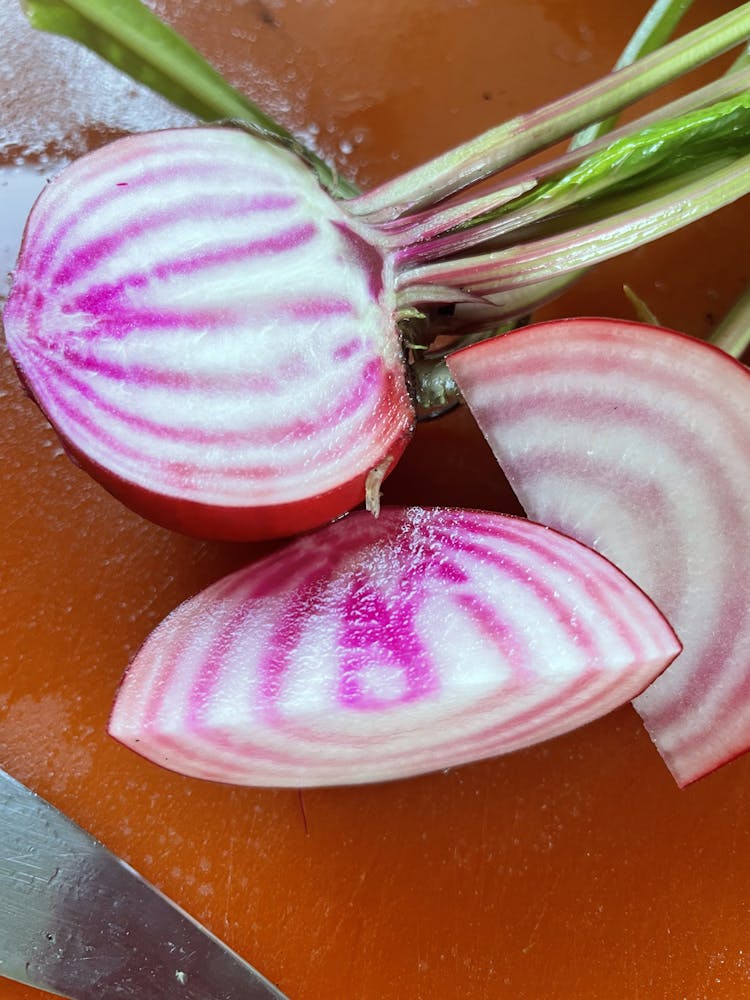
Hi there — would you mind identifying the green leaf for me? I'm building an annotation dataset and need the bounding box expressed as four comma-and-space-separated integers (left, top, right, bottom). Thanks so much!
453, 89, 750, 244
23, 0, 280, 128
21, 0, 356, 195
545, 93, 750, 203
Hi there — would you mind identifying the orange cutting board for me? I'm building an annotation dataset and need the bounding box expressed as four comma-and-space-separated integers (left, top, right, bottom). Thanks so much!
2, 2, 749, 997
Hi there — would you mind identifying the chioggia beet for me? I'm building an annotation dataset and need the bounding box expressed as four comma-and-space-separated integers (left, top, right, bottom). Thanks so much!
4, 128, 414, 540
109, 507, 680, 787
449, 318, 750, 785
8, 4, 750, 541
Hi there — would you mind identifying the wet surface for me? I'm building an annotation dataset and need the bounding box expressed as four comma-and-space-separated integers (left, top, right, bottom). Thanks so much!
1, 1, 750, 998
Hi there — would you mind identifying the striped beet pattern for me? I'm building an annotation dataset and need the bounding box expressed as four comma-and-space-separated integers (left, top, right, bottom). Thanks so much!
449, 318, 750, 786
4, 127, 413, 539
109, 507, 679, 787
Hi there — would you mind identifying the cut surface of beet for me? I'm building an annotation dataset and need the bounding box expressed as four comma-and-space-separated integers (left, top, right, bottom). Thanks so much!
449, 317, 750, 785
110, 506, 679, 787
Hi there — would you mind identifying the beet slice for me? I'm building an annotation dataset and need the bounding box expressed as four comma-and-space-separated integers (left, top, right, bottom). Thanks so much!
110, 506, 678, 787
449, 317, 750, 785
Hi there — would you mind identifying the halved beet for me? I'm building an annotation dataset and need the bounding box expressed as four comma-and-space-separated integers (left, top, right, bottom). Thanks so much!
449, 317, 750, 786
4, 127, 413, 540
109, 507, 679, 787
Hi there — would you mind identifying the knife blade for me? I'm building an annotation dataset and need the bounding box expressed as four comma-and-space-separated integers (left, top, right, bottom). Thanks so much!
0, 767, 289, 1000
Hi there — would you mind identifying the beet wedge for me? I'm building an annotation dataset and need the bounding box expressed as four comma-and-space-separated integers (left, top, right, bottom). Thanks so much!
109, 507, 679, 787
449, 317, 750, 785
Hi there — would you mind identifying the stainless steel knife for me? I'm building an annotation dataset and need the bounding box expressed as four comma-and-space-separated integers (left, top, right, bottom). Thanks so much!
0, 767, 289, 999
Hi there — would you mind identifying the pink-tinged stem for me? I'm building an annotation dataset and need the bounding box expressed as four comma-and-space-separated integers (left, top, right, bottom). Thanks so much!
346, 3, 750, 222
396, 153, 750, 301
